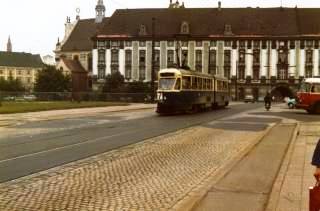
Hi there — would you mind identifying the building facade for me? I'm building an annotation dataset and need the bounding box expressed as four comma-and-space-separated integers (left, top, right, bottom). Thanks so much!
92, 2, 320, 99
0, 51, 44, 90
55, 0, 109, 90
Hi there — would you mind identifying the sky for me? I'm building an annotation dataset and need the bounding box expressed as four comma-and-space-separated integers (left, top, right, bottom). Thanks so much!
1, 0, 320, 56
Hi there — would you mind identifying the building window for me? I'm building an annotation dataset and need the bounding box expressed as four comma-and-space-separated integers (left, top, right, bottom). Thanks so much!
27, 70, 31, 75
196, 41, 202, 47
224, 50, 231, 78
278, 49, 288, 64
139, 50, 146, 80
181, 50, 188, 67
125, 41, 132, 47
125, 50, 132, 80
167, 41, 174, 47
238, 67, 245, 80
27, 78, 31, 83
224, 41, 231, 47
210, 41, 217, 47
305, 66, 313, 78
167, 50, 175, 67
155, 41, 160, 47
139, 41, 146, 47
0, 70, 3, 75
195, 50, 202, 72
306, 50, 313, 64
239, 49, 246, 64
154, 50, 160, 79
111, 49, 119, 74
80, 54, 86, 60
209, 50, 216, 75
253, 67, 260, 80
18, 70, 22, 75
180, 21, 190, 34
306, 40, 313, 48
239, 41, 246, 49
278, 68, 288, 80
111, 41, 120, 48
139, 24, 147, 36
254, 41, 260, 49
97, 41, 105, 48
181, 41, 188, 47
253, 49, 260, 65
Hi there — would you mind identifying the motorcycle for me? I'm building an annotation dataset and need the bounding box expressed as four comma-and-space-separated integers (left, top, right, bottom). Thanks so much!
265, 102, 271, 111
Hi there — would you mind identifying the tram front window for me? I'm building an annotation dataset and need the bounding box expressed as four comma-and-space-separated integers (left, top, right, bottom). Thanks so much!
159, 78, 176, 90
299, 82, 311, 92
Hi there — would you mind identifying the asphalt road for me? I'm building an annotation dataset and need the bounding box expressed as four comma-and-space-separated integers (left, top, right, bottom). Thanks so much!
0, 103, 262, 183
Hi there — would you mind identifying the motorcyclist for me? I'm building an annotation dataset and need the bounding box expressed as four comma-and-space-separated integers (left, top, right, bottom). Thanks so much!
264, 92, 272, 108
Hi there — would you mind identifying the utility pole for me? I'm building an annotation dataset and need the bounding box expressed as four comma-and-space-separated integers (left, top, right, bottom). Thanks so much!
150, 17, 156, 103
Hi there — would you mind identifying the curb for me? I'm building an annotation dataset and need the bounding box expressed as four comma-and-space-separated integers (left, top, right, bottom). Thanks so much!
264, 122, 300, 211
172, 122, 279, 211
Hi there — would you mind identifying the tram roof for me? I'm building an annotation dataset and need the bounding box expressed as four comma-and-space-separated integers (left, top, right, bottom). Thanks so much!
305, 77, 320, 84
159, 68, 227, 80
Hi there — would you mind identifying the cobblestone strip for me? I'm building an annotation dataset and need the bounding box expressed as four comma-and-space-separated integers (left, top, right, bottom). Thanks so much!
0, 125, 265, 211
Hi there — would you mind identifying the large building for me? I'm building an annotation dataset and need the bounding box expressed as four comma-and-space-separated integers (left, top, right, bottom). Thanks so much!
55, 0, 109, 82
90, 1, 320, 99
0, 37, 44, 90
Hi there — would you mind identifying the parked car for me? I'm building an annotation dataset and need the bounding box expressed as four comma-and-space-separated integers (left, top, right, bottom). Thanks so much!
2, 96, 15, 101
23, 94, 37, 101
244, 95, 255, 103
287, 98, 296, 109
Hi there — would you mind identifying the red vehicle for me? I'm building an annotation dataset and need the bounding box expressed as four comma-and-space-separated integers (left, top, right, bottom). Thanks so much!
296, 78, 320, 114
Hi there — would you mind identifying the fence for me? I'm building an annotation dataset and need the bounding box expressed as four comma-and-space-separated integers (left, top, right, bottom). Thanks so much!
0, 92, 152, 103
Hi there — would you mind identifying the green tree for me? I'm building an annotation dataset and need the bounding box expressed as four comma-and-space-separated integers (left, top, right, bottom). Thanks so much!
35, 65, 71, 92
0, 74, 25, 92
103, 71, 125, 93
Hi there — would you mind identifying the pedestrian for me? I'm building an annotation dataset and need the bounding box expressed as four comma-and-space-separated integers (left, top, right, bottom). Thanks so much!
312, 139, 320, 181
264, 92, 272, 107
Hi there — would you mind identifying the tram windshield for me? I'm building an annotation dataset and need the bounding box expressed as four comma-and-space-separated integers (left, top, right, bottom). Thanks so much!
159, 78, 176, 90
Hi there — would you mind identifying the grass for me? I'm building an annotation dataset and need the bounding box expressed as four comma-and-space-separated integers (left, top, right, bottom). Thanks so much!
0, 101, 129, 114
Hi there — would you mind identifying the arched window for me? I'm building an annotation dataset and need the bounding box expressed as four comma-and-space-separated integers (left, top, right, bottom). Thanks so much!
139, 24, 147, 36
180, 21, 189, 34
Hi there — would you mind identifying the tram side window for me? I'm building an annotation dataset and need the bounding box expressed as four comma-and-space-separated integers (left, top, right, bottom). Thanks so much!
223, 81, 228, 91
182, 77, 191, 89
192, 77, 197, 90
175, 78, 181, 90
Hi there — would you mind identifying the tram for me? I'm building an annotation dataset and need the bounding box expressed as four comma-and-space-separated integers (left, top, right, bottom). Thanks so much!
156, 68, 229, 114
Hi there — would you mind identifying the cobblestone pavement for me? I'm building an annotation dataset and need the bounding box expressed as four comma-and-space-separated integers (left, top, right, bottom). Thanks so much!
0, 110, 270, 210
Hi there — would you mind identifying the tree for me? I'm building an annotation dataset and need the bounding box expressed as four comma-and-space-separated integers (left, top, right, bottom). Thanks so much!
103, 71, 125, 93
0, 74, 25, 92
34, 65, 71, 92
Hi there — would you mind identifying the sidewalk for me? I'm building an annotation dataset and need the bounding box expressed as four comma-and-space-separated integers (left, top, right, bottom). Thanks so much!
0, 103, 156, 127
266, 122, 320, 211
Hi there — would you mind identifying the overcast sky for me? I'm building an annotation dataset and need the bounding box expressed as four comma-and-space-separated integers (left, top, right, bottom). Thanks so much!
1, 0, 320, 56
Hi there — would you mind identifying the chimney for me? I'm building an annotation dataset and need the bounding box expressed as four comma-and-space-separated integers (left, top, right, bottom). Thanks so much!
218, 1, 221, 11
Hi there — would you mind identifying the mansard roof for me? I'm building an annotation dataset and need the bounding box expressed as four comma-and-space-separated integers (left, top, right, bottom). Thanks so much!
0, 51, 44, 68
61, 17, 109, 52
97, 7, 320, 39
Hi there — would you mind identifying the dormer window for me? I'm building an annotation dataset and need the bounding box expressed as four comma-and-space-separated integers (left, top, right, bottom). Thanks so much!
224, 24, 233, 36
139, 24, 147, 36
180, 21, 190, 34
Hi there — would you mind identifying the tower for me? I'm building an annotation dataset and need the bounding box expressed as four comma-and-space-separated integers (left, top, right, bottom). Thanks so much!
7, 36, 12, 52
95, 0, 105, 23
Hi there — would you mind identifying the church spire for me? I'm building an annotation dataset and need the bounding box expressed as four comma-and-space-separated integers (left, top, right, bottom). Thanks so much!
7, 36, 12, 52
95, 0, 105, 23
